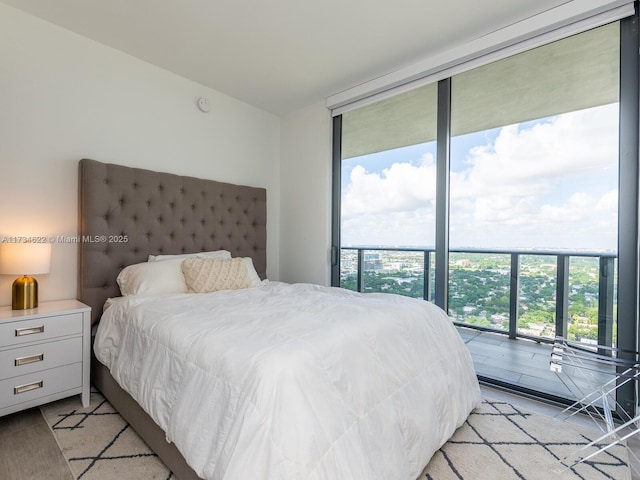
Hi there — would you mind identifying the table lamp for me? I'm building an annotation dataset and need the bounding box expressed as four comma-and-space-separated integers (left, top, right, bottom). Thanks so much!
0, 242, 51, 309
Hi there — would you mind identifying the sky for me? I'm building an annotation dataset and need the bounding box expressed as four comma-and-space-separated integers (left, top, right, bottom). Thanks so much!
341, 103, 619, 253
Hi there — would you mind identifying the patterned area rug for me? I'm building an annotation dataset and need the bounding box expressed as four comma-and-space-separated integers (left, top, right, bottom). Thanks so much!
41, 391, 631, 480
41, 391, 173, 480
422, 399, 630, 480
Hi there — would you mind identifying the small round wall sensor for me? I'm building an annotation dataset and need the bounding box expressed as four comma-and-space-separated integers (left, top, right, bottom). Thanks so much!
196, 97, 210, 113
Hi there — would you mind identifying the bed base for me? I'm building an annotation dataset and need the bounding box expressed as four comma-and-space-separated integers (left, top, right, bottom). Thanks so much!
92, 356, 202, 480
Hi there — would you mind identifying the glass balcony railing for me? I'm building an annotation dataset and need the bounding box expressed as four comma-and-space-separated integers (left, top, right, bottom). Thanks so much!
340, 247, 617, 351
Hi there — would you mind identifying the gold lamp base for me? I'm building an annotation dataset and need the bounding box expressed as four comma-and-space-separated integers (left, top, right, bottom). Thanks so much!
12, 275, 38, 310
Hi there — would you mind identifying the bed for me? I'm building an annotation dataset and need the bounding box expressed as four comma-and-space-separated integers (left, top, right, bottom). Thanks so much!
79, 158, 481, 480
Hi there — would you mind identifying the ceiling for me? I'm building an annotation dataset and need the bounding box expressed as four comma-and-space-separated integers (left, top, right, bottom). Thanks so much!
2, 0, 571, 115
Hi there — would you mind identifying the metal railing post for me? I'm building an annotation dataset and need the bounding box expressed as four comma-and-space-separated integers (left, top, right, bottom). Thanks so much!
555, 255, 570, 339
423, 251, 431, 301
357, 249, 364, 293
509, 253, 520, 340
598, 257, 615, 355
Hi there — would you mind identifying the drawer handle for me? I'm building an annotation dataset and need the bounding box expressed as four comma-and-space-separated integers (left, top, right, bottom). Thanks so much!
14, 380, 43, 395
15, 325, 44, 337
14, 353, 44, 366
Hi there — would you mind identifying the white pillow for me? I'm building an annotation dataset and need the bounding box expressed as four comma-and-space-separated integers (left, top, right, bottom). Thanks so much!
147, 250, 231, 262
181, 257, 263, 293
117, 258, 188, 296
241, 257, 263, 287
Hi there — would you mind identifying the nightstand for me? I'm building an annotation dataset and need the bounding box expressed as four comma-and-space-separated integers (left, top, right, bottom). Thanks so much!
0, 300, 91, 417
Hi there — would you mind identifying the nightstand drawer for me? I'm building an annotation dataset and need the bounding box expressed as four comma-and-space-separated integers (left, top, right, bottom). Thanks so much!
0, 312, 83, 348
0, 336, 82, 380
0, 362, 82, 409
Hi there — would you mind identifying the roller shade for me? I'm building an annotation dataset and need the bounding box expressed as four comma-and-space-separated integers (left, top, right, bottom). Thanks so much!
342, 83, 436, 160
452, 22, 618, 138
342, 22, 619, 160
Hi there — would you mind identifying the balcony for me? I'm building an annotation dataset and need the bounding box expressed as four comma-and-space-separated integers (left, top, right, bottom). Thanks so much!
340, 246, 619, 405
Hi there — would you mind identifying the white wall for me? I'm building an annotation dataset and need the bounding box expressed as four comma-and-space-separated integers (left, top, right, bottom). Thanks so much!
279, 101, 333, 285
0, 3, 280, 306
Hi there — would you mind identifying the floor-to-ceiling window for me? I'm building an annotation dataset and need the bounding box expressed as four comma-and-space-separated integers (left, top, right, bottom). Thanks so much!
331, 15, 638, 416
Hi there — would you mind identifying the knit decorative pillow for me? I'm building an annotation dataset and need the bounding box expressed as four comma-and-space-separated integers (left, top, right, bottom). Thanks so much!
182, 257, 252, 293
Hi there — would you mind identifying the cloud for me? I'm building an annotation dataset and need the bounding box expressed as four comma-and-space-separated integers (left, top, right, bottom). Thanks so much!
342, 153, 436, 218
451, 104, 618, 201
342, 104, 619, 251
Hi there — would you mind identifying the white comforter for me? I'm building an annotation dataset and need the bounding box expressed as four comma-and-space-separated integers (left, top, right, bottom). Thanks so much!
94, 282, 481, 480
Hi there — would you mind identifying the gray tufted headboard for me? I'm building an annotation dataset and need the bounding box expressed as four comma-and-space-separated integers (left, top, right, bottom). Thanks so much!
78, 159, 267, 324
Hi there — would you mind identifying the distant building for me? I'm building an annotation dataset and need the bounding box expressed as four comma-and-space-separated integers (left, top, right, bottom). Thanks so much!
364, 252, 383, 272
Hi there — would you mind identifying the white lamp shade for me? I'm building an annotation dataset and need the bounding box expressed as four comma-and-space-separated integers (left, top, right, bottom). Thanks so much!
0, 243, 51, 275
